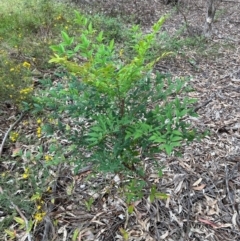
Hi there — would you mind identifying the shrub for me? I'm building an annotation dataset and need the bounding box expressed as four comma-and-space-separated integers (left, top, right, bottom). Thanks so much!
34, 11, 203, 202
0, 53, 33, 107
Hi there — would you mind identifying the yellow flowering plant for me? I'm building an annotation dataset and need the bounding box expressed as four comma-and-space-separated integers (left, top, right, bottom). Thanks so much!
9, 131, 19, 142
0, 55, 33, 108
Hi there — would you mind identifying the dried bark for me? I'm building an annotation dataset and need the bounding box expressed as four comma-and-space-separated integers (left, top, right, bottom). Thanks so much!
204, 0, 217, 38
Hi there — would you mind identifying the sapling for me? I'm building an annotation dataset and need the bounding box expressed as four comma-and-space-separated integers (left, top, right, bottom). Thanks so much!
37, 11, 204, 202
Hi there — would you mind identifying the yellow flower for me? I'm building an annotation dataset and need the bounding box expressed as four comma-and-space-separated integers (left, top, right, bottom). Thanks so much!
22, 168, 30, 179
20, 87, 33, 96
10, 68, 14, 71
34, 212, 46, 222
37, 119, 42, 124
10, 131, 19, 142
56, 15, 62, 20
37, 127, 41, 138
22, 173, 29, 179
44, 155, 53, 162
22, 61, 31, 68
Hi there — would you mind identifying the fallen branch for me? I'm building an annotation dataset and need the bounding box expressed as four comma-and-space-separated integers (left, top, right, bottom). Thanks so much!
0, 112, 26, 158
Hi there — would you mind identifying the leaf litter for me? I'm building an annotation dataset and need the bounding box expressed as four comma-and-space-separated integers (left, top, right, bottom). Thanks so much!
0, 0, 240, 240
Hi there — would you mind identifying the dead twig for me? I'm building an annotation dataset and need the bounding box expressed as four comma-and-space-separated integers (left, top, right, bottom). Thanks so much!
0, 112, 26, 158
194, 98, 213, 112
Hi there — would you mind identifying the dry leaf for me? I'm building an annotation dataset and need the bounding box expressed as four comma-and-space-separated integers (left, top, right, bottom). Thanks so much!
192, 178, 202, 186
198, 218, 219, 228
192, 184, 206, 190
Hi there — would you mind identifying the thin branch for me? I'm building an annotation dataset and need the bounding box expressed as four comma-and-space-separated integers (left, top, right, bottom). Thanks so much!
194, 98, 213, 112
0, 112, 26, 158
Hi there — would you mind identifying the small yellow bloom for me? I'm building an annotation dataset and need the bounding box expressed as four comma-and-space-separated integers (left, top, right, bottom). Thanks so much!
34, 212, 46, 222
22, 173, 29, 179
37, 127, 41, 138
44, 155, 53, 162
10, 131, 19, 142
22, 61, 31, 68
37, 119, 42, 124
10, 68, 14, 71
22, 168, 30, 179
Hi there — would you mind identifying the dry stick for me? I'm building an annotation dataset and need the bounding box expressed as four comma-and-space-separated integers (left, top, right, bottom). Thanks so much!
0, 112, 25, 158
0, 186, 32, 241
193, 98, 213, 112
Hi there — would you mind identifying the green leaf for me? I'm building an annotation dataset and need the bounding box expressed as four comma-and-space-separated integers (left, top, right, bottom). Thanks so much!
26, 220, 33, 233
74, 44, 81, 53
133, 130, 143, 140
72, 228, 80, 241
109, 39, 114, 51
4, 229, 16, 239
88, 132, 101, 138
61, 31, 70, 43
170, 142, 181, 148
59, 44, 65, 54
158, 169, 163, 177
14, 217, 25, 225
96, 31, 104, 42
88, 22, 93, 33
127, 204, 134, 214
172, 130, 182, 136
163, 144, 172, 155
170, 136, 182, 142
49, 45, 61, 52
149, 185, 156, 202
119, 228, 129, 241
155, 192, 169, 200
149, 135, 166, 143
180, 109, 188, 116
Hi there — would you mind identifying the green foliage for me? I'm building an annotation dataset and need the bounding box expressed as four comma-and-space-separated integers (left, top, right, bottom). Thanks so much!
89, 14, 131, 43
34, 12, 204, 201
0, 54, 33, 107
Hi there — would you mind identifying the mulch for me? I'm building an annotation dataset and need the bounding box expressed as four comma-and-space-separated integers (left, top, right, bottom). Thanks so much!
1, 0, 240, 240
